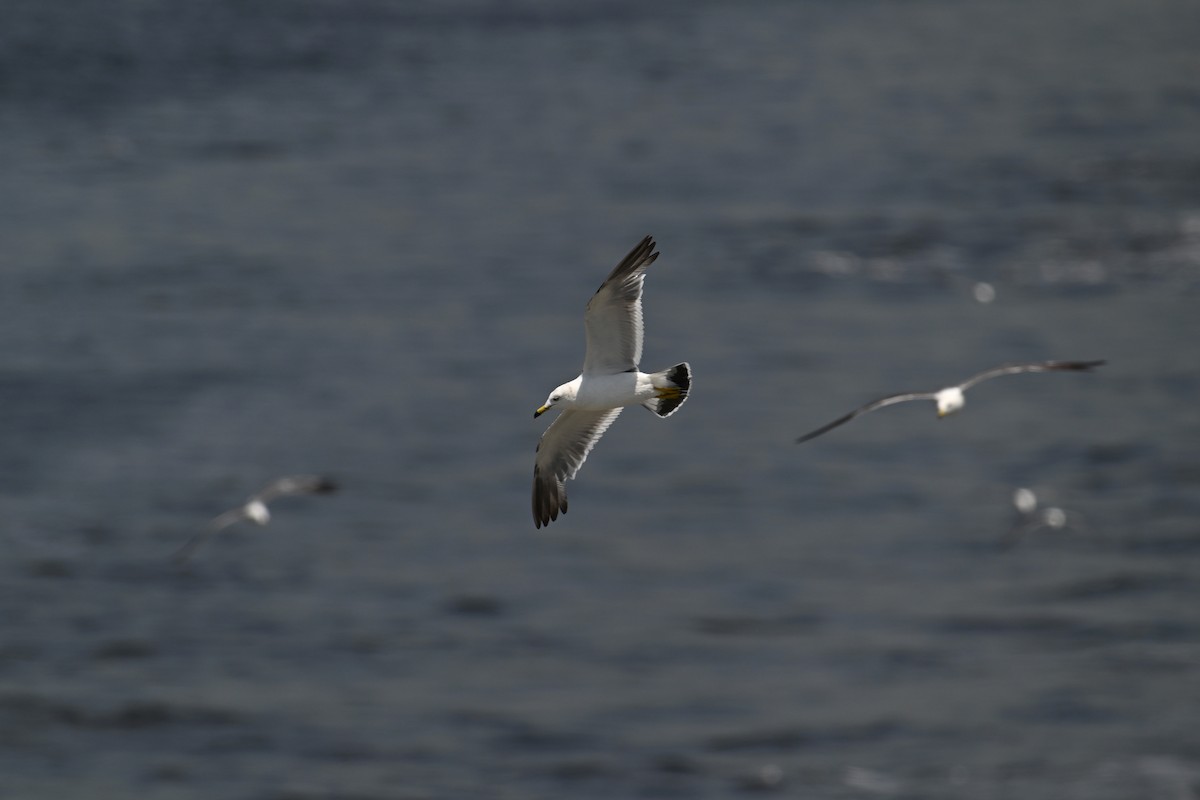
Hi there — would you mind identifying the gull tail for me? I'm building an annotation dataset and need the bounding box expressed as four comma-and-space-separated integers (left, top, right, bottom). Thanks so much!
643, 362, 692, 418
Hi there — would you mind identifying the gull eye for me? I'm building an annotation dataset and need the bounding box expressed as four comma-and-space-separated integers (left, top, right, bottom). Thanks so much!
551, 395, 561, 402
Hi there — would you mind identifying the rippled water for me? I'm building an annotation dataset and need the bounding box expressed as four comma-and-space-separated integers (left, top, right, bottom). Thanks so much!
2, 1, 1199, 798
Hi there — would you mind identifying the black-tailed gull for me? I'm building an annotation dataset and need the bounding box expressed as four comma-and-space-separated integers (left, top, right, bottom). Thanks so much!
532, 235, 691, 528
173, 474, 337, 561
795, 360, 1105, 444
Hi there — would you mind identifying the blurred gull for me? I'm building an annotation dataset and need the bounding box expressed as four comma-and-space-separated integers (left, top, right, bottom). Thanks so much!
844, 766, 902, 795
173, 474, 338, 562
737, 763, 785, 791
532, 235, 691, 528
1004, 486, 1089, 546
972, 281, 996, 304
1138, 756, 1200, 800
796, 360, 1105, 444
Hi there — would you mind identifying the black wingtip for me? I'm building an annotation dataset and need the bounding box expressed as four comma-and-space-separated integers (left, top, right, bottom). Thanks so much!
794, 409, 859, 445
1047, 359, 1106, 371
532, 469, 567, 529
594, 235, 660, 294
794, 428, 830, 445
634, 234, 659, 267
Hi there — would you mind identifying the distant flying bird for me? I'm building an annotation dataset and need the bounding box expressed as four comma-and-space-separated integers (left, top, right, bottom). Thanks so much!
532, 235, 691, 528
1002, 487, 1089, 547
795, 360, 1106, 444
172, 475, 338, 562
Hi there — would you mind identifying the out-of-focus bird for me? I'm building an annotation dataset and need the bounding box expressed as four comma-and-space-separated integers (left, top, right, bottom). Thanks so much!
173, 475, 337, 562
1003, 486, 1089, 547
795, 360, 1106, 444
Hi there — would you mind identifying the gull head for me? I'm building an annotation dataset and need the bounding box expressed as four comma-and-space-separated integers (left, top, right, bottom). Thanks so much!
935, 387, 966, 417
246, 500, 271, 525
534, 379, 579, 418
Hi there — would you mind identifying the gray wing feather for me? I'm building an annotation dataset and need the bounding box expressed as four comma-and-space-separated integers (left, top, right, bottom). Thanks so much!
795, 392, 937, 444
172, 507, 247, 562
533, 408, 623, 527
958, 360, 1106, 391
582, 236, 658, 375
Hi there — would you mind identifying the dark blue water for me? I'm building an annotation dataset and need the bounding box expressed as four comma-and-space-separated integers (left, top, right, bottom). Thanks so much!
2, 1, 1200, 798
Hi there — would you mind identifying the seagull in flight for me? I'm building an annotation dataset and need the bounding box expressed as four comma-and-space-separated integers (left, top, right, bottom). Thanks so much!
1002, 487, 1090, 547
532, 235, 691, 528
795, 360, 1105, 444
173, 474, 338, 562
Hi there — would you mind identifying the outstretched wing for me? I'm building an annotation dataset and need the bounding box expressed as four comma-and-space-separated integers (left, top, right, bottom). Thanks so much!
533, 408, 623, 528
959, 360, 1106, 391
172, 507, 247, 563
795, 392, 937, 444
582, 236, 659, 375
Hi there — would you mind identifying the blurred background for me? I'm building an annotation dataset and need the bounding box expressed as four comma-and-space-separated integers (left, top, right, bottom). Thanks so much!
2, 1, 1199, 798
